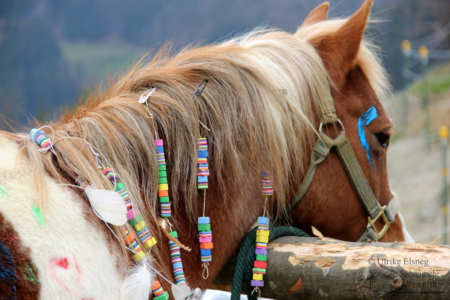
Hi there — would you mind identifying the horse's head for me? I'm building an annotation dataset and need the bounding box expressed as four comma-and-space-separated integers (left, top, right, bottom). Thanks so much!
291, 0, 409, 243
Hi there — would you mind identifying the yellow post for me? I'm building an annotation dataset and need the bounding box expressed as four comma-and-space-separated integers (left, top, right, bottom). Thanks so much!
401, 40, 411, 128
440, 126, 448, 244
419, 46, 431, 149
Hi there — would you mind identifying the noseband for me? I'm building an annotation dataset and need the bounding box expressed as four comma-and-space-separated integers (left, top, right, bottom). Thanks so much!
288, 96, 400, 242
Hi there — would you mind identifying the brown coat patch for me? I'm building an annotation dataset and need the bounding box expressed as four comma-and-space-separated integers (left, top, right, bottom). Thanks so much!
0, 213, 41, 299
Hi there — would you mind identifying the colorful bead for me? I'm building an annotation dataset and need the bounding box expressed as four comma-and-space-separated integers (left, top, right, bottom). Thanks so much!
251, 280, 264, 287
159, 196, 170, 203
254, 261, 267, 269
30, 129, 51, 149
102, 167, 118, 184
257, 229, 270, 237
126, 209, 135, 221
198, 138, 208, 150
198, 224, 211, 231
258, 223, 270, 231
261, 172, 273, 195
199, 236, 212, 243
121, 225, 145, 261
198, 216, 213, 263
197, 138, 210, 189
255, 248, 268, 255
198, 217, 210, 224
253, 267, 267, 275
258, 217, 270, 225
256, 236, 269, 243
156, 139, 171, 218
200, 242, 213, 249
115, 182, 132, 210
130, 216, 157, 250
169, 231, 186, 286
253, 274, 263, 281
75, 176, 88, 190
152, 281, 169, 300
160, 203, 171, 218
199, 230, 212, 238
256, 254, 268, 261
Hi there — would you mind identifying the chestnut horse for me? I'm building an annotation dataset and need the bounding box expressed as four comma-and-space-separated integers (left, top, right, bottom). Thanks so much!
0, 0, 412, 299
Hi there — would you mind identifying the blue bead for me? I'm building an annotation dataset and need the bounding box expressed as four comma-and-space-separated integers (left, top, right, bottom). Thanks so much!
198, 150, 209, 158
30, 129, 46, 143
197, 176, 208, 183
198, 217, 210, 224
201, 249, 211, 256
258, 217, 269, 225
156, 146, 164, 153
172, 262, 183, 269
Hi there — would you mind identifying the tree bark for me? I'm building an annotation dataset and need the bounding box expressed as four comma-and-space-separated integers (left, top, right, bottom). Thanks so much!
212, 237, 450, 299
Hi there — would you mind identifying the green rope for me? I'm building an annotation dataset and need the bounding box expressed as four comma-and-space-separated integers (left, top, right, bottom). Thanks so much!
231, 225, 309, 300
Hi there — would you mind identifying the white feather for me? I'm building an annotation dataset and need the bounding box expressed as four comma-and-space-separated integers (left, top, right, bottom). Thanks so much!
121, 263, 153, 300
85, 185, 127, 226
172, 284, 192, 300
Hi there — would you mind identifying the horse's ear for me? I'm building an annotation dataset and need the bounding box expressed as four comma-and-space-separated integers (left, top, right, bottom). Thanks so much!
309, 0, 373, 85
300, 2, 329, 28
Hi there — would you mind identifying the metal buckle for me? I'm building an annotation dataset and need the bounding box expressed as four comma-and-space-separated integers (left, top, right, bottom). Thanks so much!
367, 205, 390, 239
319, 119, 345, 135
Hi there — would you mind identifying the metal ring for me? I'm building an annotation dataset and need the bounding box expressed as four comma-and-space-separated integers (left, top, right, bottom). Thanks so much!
319, 119, 345, 135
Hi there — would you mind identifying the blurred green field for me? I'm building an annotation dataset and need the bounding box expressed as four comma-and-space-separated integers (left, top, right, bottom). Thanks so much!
410, 61, 450, 96
61, 40, 144, 90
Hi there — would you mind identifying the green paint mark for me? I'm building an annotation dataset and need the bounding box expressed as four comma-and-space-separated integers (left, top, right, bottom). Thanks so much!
0, 185, 5, 198
24, 265, 40, 283
31, 206, 44, 226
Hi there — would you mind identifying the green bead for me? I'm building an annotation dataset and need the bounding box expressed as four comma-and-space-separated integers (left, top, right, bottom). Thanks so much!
154, 291, 169, 300
159, 164, 166, 171
159, 170, 167, 178
127, 214, 142, 227
159, 196, 170, 203
135, 214, 143, 222
198, 224, 211, 231
256, 254, 267, 262
115, 182, 125, 191
169, 231, 178, 238
128, 218, 137, 226
159, 177, 168, 184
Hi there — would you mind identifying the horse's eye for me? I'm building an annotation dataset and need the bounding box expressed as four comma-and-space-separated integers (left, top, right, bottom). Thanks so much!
375, 131, 391, 148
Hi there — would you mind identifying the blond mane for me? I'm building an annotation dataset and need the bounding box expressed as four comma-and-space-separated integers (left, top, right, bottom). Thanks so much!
1, 19, 390, 253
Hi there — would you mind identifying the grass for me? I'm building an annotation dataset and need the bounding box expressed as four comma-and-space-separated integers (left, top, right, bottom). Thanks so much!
409, 62, 450, 96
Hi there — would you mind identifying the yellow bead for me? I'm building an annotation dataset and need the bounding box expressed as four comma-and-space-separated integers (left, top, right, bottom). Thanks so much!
134, 223, 142, 231
134, 251, 145, 261
257, 230, 269, 237
256, 236, 269, 243
138, 221, 145, 229
144, 237, 157, 249
159, 184, 169, 191
252, 274, 263, 281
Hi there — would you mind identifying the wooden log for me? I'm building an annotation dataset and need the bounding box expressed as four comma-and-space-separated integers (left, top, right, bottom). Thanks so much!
212, 237, 450, 299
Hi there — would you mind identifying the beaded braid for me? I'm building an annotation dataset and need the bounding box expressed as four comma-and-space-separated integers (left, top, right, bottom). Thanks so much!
168, 231, 187, 285
151, 281, 169, 300
102, 167, 157, 250
156, 140, 171, 218
251, 173, 273, 289
197, 137, 213, 278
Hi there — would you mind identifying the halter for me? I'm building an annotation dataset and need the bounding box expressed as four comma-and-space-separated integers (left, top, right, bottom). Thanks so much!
288, 94, 400, 242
